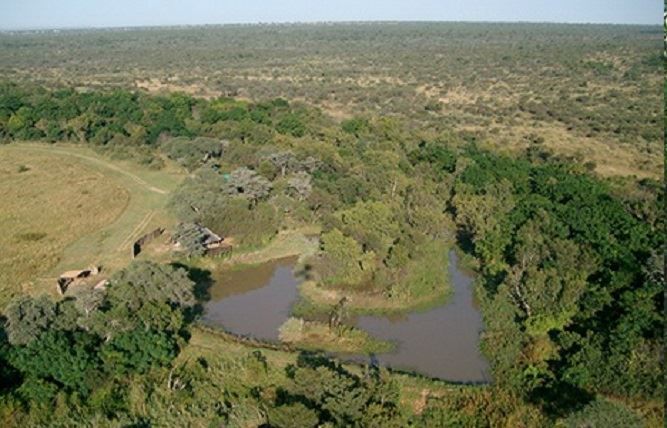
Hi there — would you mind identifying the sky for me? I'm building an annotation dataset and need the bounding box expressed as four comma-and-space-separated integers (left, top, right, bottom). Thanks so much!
0, 0, 661, 30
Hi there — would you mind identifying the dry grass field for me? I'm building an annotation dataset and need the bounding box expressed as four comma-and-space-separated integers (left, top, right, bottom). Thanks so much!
0, 143, 184, 306
0, 145, 128, 304
470, 120, 662, 180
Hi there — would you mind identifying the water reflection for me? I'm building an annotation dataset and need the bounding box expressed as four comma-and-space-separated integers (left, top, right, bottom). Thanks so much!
202, 251, 490, 382
354, 251, 489, 382
202, 257, 299, 341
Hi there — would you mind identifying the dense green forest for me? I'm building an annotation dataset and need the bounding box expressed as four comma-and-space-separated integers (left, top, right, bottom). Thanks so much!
0, 81, 663, 426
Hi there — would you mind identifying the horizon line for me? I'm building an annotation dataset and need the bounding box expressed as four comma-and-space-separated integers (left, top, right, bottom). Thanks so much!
0, 19, 660, 32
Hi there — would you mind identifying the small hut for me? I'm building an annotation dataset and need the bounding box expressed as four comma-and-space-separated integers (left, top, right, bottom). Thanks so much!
200, 226, 223, 247
57, 266, 100, 295
172, 223, 231, 256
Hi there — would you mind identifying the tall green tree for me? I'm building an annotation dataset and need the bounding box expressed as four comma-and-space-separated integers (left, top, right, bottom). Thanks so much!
107, 261, 195, 312
319, 229, 375, 287
4, 296, 56, 346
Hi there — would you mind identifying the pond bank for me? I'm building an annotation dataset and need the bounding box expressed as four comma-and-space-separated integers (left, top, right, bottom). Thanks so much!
200, 245, 490, 383
279, 317, 393, 354
350, 251, 491, 382
201, 256, 299, 342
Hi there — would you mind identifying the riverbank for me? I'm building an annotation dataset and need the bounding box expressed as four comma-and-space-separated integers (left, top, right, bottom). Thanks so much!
188, 226, 319, 272
183, 325, 484, 419
194, 227, 452, 318
278, 317, 394, 354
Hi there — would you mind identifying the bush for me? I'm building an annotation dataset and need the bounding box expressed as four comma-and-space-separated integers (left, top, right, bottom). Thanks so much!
563, 399, 642, 428
204, 199, 281, 247
160, 137, 224, 171
276, 114, 305, 137
267, 403, 319, 428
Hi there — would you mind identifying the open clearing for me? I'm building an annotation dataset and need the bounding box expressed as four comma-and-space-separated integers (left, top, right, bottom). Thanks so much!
0, 143, 184, 306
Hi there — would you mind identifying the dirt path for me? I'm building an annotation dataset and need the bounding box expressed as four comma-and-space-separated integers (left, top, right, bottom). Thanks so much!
5, 144, 181, 283
414, 389, 430, 414
117, 210, 156, 252
15, 145, 167, 194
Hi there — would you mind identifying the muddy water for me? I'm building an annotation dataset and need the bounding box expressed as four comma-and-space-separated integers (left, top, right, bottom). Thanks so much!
202, 251, 490, 382
354, 251, 490, 382
202, 257, 299, 341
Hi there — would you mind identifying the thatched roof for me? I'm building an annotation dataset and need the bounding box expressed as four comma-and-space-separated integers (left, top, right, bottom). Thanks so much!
199, 225, 223, 245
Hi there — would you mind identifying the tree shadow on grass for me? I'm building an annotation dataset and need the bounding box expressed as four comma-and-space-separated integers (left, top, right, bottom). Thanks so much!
171, 262, 213, 322
0, 318, 21, 391
293, 350, 339, 373
455, 229, 475, 255
529, 380, 595, 419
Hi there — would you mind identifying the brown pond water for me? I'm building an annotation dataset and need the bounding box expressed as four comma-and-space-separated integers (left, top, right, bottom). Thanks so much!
202, 251, 490, 382
202, 257, 300, 341
353, 251, 490, 382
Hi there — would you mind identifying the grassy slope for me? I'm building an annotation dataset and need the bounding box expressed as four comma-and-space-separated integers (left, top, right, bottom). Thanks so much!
0, 143, 184, 306
220, 225, 320, 267
186, 226, 320, 275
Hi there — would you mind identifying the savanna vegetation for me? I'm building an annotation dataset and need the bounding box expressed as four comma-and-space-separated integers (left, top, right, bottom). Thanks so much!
0, 22, 663, 427
0, 23, 662, 177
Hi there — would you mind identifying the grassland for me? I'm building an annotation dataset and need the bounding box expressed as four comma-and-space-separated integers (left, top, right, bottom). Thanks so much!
0, 143, 184, 306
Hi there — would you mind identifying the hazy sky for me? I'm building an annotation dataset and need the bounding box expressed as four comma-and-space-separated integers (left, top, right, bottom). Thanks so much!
0, 0, 661, 30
